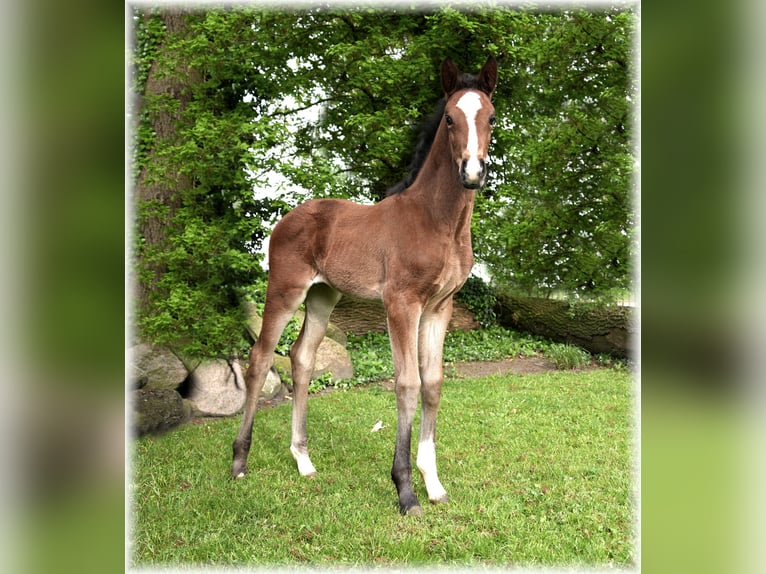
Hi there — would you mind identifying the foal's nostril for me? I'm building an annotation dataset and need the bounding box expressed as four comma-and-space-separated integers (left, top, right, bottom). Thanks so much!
461, 159, 468, 172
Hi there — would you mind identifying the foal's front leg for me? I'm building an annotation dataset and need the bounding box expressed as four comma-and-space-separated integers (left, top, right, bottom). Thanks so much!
417, 301, 453, 504
386, 297, 424, 515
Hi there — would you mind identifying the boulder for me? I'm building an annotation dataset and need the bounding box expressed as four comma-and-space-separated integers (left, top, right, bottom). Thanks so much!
241, 299, 353, 382
313, 337, 354, 381
242, 299, 346, 345
185, 359, 282, 417
242, 300, 264, 341
129, 343, 188, 390
269, 339, 354, 383
132, 388, 191, 436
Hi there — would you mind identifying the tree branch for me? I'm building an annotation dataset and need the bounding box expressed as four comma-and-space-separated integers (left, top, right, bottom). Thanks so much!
270, 96, 337, 117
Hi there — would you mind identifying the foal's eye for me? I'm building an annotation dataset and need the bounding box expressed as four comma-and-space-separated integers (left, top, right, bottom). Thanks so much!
489, 115, 496, 126
445, 114, 453, 126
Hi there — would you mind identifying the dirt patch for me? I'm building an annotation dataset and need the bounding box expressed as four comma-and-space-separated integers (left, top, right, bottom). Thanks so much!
449, 355, 557, 378
203, 356, 559, 418
375, 356, 558, 393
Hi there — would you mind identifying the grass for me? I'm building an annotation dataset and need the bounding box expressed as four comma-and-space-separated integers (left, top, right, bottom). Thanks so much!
130, 367, 635, 569
313, 326, 583, 393
546, 343, 593, 370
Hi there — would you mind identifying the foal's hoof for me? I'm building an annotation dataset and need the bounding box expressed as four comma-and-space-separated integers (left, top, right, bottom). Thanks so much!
429, 493, 450, 505
404, 505, 424, 517
399, 499, 423, 516
231, 462, 248, 479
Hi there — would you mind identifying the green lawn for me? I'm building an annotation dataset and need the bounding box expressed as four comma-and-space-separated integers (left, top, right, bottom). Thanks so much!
130, 368, 635, 569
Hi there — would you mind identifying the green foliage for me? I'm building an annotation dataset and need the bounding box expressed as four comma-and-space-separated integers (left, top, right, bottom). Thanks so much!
474, 9, 637, 297
344, 332, 394, 385
444, 327, 544, 362
132, 369, 634, 567
307, 372, 336, 394
545, 343, 593, 370
133, 10, 278, 357
337, 327, 545, 390
455, 275, 498, 327
131, 6, 637, 358
594, 353, 630, 372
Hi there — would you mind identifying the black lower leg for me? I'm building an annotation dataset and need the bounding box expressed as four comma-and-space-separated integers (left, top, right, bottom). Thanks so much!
231, 435, 251, 477
391, 431, 422, 515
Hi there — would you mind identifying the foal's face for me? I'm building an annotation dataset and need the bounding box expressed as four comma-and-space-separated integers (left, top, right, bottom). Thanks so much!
444, 89, 495, 189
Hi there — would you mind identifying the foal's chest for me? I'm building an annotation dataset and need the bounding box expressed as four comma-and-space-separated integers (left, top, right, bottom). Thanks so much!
432, 240, 474, 300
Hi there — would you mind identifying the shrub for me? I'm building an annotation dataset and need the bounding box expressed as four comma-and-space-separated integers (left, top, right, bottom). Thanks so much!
546, 343, 592, 370
455, 275, 498, 327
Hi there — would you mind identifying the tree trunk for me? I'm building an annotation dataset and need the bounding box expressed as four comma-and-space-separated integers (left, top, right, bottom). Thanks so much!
330, 296, 479, 336
494, 294, 635, 359
134, 10, 199, 318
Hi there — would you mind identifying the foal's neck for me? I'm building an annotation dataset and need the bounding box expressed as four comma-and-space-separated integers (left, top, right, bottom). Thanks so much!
410, 121, 476, 236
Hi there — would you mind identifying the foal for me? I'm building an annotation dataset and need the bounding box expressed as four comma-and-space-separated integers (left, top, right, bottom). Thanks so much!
232, 56, 497, 515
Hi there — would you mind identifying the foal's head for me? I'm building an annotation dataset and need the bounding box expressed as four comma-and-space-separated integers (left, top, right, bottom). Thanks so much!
441, 57, 498, 190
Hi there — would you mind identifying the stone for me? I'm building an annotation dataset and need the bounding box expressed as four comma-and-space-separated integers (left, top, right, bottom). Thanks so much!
129, 343, 189, 390
185, 359, 282, 416
241, 299, 354, 383
269, 339, 354, 383
313, 337, 354, 381
132, 388, 191, 436
260, 367, 283, 400
241, 300, 264, 340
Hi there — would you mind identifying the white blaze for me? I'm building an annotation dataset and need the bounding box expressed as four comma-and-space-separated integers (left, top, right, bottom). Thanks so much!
455, 91, 483, 181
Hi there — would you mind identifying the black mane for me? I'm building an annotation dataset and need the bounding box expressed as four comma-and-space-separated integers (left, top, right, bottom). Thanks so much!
386, 72, 482, 197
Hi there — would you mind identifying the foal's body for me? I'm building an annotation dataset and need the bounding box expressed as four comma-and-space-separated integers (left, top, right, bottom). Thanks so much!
232, 57, 497, 515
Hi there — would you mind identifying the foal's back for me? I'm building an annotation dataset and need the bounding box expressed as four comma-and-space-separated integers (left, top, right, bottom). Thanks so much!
268, 193, 464, 302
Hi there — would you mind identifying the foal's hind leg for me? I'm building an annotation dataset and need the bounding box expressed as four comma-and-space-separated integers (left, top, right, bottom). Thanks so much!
385, 292, 425, 515
231, 282, 308, 479
417, 299, 453, 504
289, 283, 341, 477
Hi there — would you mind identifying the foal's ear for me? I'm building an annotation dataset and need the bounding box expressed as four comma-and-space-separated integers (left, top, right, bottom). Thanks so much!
478, 56, 498, 96
441, 58, 460, 96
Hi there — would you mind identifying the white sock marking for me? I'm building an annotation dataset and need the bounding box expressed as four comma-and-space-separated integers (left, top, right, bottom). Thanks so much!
290, 445, 317, 476
417, 439, 448, 502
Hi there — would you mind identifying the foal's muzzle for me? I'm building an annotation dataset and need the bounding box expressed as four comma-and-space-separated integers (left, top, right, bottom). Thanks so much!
460, 158, 487, 189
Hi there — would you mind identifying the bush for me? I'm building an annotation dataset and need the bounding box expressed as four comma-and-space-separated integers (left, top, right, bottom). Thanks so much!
455, 275, 498, 328
546, 343, 592, 370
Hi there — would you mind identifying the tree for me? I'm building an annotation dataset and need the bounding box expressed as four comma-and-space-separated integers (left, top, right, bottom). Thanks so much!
132, 8, 287, 357
133, 9, 196, 318
473, 9, 636, 297
131, 6, 637, 358
262, 7, 637, 296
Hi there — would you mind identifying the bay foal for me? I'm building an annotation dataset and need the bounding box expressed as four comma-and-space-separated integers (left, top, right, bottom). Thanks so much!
232, 57, 497, 515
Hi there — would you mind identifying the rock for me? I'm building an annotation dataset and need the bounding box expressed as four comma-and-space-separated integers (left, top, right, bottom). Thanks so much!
185, 359, 282, 416
185, 359, 243, 416
243, 299, 347, 346
259, 367, 283, 400
129, 343, 188, 390
313, 337, 354, 381
242, 299, 353, 382
242, 300, 264, 341
272, 353, 292, 379
132, 388, 191, 436
269, 340, 354, 383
